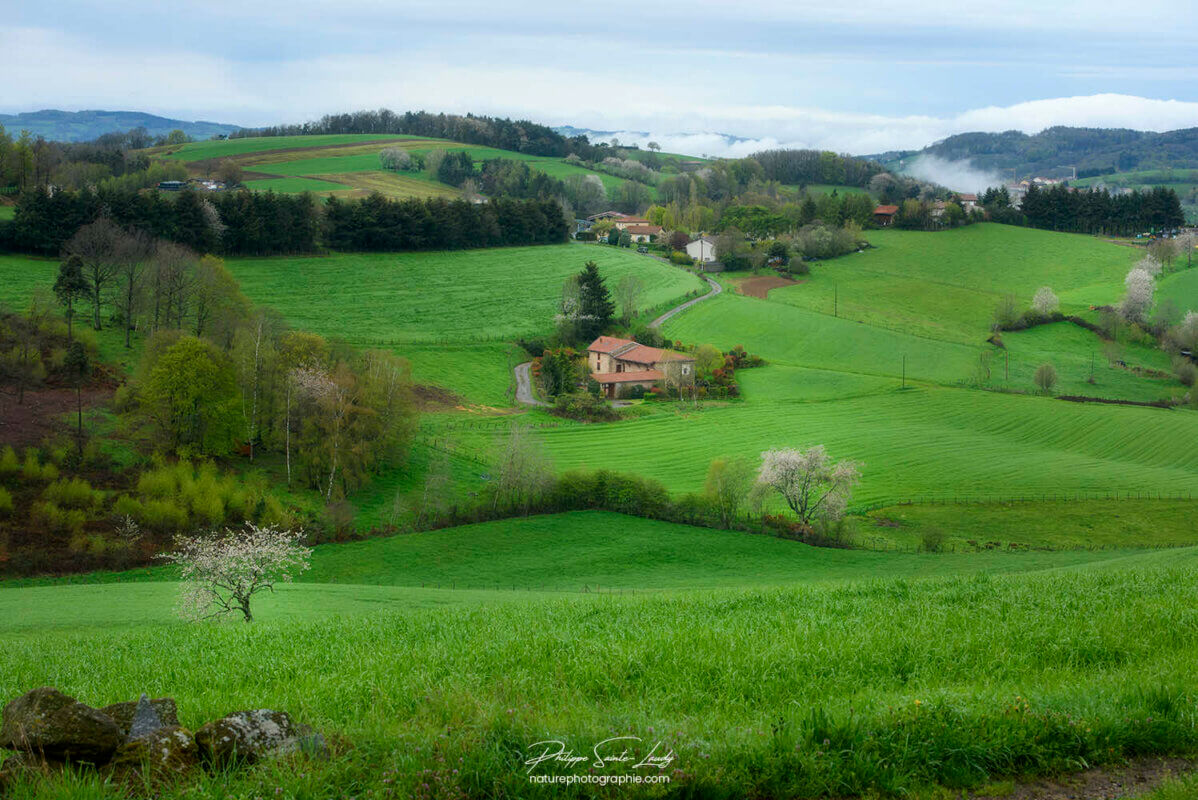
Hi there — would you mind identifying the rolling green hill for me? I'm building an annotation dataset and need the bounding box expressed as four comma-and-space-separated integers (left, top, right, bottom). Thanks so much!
0, 109, 240, 142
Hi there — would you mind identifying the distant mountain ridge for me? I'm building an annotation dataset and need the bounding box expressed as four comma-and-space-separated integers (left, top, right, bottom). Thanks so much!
0, 110, 241, 142
870, 126, 1198, 177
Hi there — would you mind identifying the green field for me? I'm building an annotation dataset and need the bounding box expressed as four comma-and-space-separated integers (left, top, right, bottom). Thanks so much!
156, 135, 640, 201
4, 515, 1198, 796
0, 205, 14, 221
224, 245, 704, 346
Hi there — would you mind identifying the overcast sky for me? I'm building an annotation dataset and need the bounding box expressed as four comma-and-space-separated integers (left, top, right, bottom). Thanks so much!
6, 0, 1198, 155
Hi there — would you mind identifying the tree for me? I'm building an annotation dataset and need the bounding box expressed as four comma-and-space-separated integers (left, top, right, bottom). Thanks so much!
576, 261, 615, 341
52, 255, 89, 342
487, 422, 553, 514
161, 523, 311, 623
1032, 286, 1059, 318
694, 344, 723, 378
1119, 267, 1155, 324
141, 335, 240, 456
715, 227, 749, 269
647, 141, 661, 152
215, 159, 243, 187
993, 294, 1021, 330
539, 348, 583, 396
615, 274, 644, 324
704, 456, 754, 529
113, 227, 154, 348
64, 218, 125, 331
379, 147, 412, 171
1148, 239, 1176, 270
63, 342, 90, 455
1034, 363, 1058, 394
756, 446, 861, 525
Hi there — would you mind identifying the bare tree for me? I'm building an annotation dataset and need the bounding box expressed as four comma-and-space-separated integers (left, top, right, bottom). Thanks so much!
615, 274, 644, 323
113, 227, 154, 348
756, 446, 861, 525
1034, 363, 1058, 394
161, 523, 311, 623
488, 422, 553, 514
64, 218, 124, 331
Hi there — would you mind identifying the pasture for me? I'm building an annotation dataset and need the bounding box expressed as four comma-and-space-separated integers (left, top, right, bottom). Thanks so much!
224, 244, 705, 399
3, 540, 1198, 797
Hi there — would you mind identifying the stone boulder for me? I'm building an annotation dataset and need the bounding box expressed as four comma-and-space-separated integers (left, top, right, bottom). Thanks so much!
101, 695, 178, 740
0, 688, 122, 764
110, 726, 199, 775
195, 710, 315, 764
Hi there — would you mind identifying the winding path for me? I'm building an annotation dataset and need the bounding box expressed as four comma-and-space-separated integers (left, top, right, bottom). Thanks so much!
513, 272, 722, 407
513, 361, 548, 406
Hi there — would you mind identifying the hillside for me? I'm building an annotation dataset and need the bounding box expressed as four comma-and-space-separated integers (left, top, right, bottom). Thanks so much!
0, 109, 241, 141
873, 125, 1198, 178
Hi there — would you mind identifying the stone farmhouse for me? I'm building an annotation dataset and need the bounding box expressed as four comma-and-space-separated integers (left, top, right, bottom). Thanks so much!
587, 336, 695, 398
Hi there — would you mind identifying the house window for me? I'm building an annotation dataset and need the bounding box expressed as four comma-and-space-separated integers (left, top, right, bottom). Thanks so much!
682, 365, 691, 375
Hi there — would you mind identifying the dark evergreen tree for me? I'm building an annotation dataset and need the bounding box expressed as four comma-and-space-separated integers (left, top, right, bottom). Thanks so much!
576, 261, 614, 341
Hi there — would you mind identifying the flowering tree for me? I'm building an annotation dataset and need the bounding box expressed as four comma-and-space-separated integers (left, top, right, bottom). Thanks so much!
756, 446, 861, 525
1119, 267, 1155, 324
1032, 286, 1059, 318
161, 523, 312, 623
1136, 254, 1163, 277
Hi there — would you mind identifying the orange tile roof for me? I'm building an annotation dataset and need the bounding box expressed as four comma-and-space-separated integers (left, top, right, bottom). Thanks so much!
592, 370, 664, 383
587, 337, 694, 365
874, 205, 899, 214
625, 225, 662, 235
587, 335, 636, 354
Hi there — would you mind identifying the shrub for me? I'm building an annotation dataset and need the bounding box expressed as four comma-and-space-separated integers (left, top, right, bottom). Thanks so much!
1034, 363, 1059, 394
0, 487, 12, 516
1175, 359, 1198, 387
551, 392, 620, 422
669, 251, 693, 266
22, 450, 58, 482
0, 446, 18, 479
30, 501, 86, 536
43, 478, 103, 510
139, 498, 189, 531
921, 527, 947, 553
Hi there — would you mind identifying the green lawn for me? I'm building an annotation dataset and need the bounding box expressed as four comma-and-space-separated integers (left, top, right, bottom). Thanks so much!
0, 205, 14, 221
1159, 265, 1198, 312
241, 175, 349, 193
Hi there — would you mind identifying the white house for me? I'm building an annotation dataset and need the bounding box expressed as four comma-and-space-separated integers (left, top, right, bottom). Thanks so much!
686, 236, 718, 263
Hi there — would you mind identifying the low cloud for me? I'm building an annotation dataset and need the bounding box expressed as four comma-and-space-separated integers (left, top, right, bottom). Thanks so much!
900, 155, 1005, 193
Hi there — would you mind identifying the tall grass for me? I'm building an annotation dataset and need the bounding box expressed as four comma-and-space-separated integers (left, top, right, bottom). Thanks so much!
2, 562, 1197, 797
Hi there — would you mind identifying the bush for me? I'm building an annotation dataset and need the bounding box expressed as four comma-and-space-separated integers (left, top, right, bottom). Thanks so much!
921, 527, 947, 553
1174, 359, 1197, 387
551, 392, 620, 422
30, 501, 86, 536
669, 251, 693, 266
43, 478, 103, 510
0, 486, 12, 516
21, 450, 58, 482
139, 498, 189, 531
0, 446, 18, 479
1034, 363, 1059, 394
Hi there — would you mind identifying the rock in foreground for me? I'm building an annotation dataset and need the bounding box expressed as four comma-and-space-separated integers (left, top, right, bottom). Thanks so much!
0, 687, 122, 764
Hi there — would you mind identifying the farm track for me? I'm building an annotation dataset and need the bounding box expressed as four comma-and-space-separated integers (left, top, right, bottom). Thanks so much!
650, 274, 722, 327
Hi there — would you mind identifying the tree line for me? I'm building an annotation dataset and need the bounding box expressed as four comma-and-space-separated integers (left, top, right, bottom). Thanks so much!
2, 186, 569, 257
998, 184, 1186, 235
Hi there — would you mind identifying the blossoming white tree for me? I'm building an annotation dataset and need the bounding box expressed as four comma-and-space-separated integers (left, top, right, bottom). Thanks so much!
161, 523, 312, 623
1135, 254, 1163, 277
1119, 267, 1156, 324
1032, 286, 1059, 318
756, 446, 861, 525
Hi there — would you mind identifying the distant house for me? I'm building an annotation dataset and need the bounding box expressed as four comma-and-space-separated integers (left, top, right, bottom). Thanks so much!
957, 193, 980, 213
587, 336, 695, 399
685, 235, 718, 263
587, 211, 629, 222
624, 224, 662, 243
612, 217, 651, 231
158, 180, 186, 192
873, 205, 899, 226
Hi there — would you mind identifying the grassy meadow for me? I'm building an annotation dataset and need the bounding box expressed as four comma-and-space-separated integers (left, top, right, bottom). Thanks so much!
4, 535, 1198, 796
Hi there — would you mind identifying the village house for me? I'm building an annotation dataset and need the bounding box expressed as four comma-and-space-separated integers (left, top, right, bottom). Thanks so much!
685, 235, 718, 263
587, 336, 695, 399
587, 211, 629, 222
612, 217, 652, 231
873, 205, 899, 226
625, 224, 662, 243
957, 193, 980, 213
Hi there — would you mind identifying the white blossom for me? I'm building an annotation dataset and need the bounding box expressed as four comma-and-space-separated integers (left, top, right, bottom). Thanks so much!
1032, 286, 1059, 317
1119, 267, 1155, 323
160, 523, 311, 623
756, 446, 861, 525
